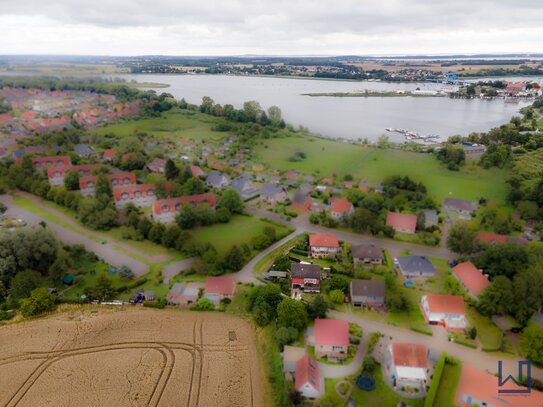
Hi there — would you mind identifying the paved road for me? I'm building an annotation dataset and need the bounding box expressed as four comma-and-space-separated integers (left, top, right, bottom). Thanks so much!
246, 206, 453, 259
329, 310, 543, 381
0, 194, 150, 277
161, 258, 197, 279
319, 332, 367, 379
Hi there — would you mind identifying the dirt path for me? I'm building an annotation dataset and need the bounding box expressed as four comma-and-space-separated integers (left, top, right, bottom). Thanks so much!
162, 258, 197, 279
17, 191, 170, 263
0, 194, 150, 277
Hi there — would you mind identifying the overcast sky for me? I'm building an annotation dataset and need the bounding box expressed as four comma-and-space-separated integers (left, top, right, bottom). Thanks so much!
1, 0, 542, 56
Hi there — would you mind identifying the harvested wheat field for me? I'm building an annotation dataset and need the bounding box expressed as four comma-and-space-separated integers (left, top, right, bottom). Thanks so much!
0, 307, 261, 407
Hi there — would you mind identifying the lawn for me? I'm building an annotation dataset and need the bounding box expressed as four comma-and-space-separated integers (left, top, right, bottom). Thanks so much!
386, 286, 433, 335
187, 215, 293, 256
253, 234, 304, 275
324, 369, 426, 407
93, 110, 228, 143
466, 307, 503, 352
253, 136, 509, 204
433, 361, 463, 407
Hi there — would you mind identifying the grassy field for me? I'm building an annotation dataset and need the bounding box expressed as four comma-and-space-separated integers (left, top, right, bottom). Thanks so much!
93, 110, 228, 143
433, 361, 463, 407
187, 215, 293, 256
253, 136, 509, 203
386, 285, 433, 335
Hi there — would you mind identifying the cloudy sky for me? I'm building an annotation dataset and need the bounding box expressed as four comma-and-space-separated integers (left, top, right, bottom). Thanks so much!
1, 0, 542, 56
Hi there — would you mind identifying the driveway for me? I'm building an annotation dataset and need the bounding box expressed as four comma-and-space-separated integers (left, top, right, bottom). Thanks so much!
161, 258, 197, 279
0, 194, 150, 277
246, 206, 453, 259
328, 310, 543, 381
318, 334, 367, 379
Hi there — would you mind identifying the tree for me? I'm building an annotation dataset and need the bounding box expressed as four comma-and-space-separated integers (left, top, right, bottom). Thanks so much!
243, 100, 262, 122
377, 134, 390, 149
306, 295, 330, 319
267, 105, 282, 124
328, 275, 349, 294
350, 207, 375, 233
329, 289, 345, 304
95, 174, 112, 197
19, 288, 56, 317
521, 325, 543, 366
137, 217, 153, 238
218, 188, 244, 214
48, 249, 71, 285
162, 224, 181, 248
119, 265, 134, 279
165, 159, 179, 180
287, 390, 304, 406
275, 326, 299, 347
9, 270, 42, 301
446, 222, 477, 255
437, 144, 466, 171
0, 202, 6, 215
64, 170, 80, 190
84, 275, 116, 302
194, 203, 215, 226
176, 204, 197, 229
362, 356, 378, 374
222, 245, 245, 272
183, 177, 206, 195
148, 223, 165, 243
477, 276, 514, 316
277, 298, 308, 331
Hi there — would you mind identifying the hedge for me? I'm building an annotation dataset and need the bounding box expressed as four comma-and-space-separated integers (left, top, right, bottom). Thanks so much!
424, 352, 446, 407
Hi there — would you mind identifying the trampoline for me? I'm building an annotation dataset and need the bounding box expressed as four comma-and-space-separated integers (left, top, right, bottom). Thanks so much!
356, 375, 376, 392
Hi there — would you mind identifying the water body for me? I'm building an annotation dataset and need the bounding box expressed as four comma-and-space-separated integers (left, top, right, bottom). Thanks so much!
17, 70, 540, 142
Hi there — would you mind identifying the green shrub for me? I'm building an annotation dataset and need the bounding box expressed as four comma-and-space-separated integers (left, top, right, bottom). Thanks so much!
424, 353, 446, 407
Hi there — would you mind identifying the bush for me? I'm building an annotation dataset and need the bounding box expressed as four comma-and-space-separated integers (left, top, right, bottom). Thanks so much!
191, 297, 215, 311
275, 326, 299, 347
143, 298, 167, 309
19, 288, 57, 318
367, 332, 383, 354
329, 289, 345, 304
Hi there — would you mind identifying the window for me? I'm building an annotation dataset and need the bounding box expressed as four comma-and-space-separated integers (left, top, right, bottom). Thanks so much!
147, 190, 154, 196
135, 191, 141, 198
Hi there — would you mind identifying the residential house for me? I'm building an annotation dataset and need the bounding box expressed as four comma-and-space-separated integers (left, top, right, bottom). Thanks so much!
291, 192, 312, 212
102, 149, 117, 162
205, 171, 229, 189
283, 171, 299, 181
79, 172, 136, 196
313, 318, 349, 361
47, 164, 103, 186
375, 184, 384, 194
295, 354, 323, 399
166, 282, 203, 306
386, 211, 417, 235
32, 155, 71, 171
389, 343, 429, 390
351, 244, 384, 266
421, 294, 467, 329
451, 262, 489, 299
422, 209, 439, 228
260, 183, 287, 204
455, 365, 543, 407
113, 184, 157, 208
204, 276, 236, 304
189, 165, 206, 178
152, 193, 216, 224
350, 279, 385, 308
330, 197, 354, 219
358, 180, 370, 191
298, 183, 314, 194
146, 157, 167, 175
309, 233, 339, 258
443, 198, 478, 220
477, 232, 529, 246
291, 263, 321, 293
74, 143, 93, 158
395, 256, 437, 278
230, 176, 260, 200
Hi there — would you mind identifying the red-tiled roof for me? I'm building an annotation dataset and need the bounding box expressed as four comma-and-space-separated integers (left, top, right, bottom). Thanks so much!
47, 164, 102, 178
103, 149, 117, 159
204, 276, 236, 296
152, 193, 216, 215
190, 165, 205, 177
452, 262, 489, 297
392, 343, 428, 369
477, 233, 508, 245
113, 184, 156, 201
456, 365, 543, 407
314, 319, 349, 347
426, 294, 465, 315
32, 156, 71, 168
330, 197, 353, 215
386, 211, 417, 231
309, 233, 339, 248
79, 172, 136, 190
295, 354, 320, 391
321, 177, 334, 185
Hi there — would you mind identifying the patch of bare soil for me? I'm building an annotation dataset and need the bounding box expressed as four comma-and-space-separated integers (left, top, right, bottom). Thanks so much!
0, 307, 261, 407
